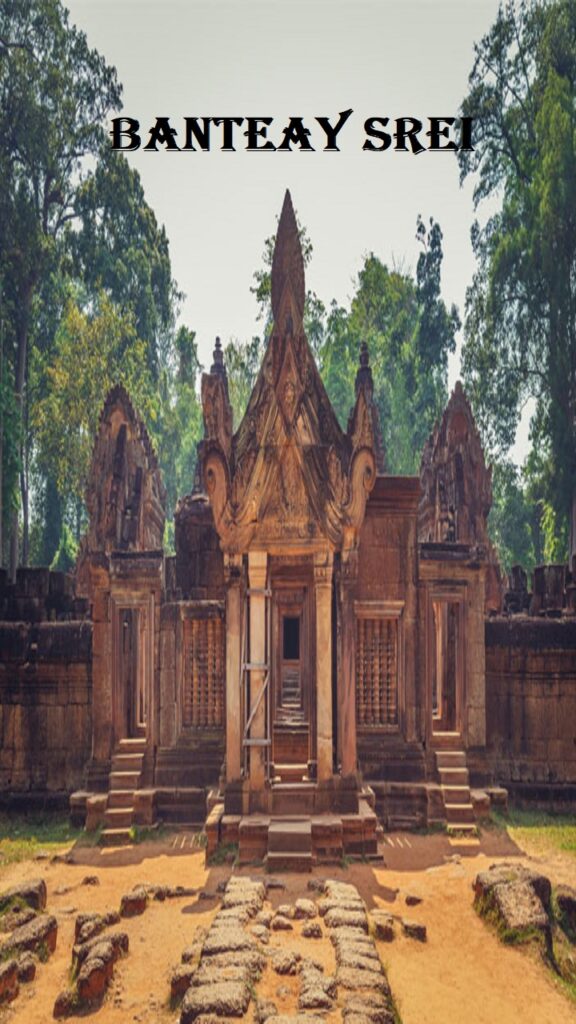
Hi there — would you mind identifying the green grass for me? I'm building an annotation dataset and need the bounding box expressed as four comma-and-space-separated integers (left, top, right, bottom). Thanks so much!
0, 813, 81, 870
208, 841, 238, 866
488, 808, 576, 859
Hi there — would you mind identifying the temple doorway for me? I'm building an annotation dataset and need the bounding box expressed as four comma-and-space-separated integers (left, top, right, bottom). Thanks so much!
431, 597, 462, 735
114, 602, 149, 741
271, 568, 315, 779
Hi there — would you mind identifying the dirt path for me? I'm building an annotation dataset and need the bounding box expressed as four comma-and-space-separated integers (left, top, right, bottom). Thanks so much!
0, 831, 574, 1024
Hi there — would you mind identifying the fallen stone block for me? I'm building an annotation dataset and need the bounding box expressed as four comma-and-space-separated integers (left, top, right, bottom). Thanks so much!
271, 914, 293, 931
370, 911, 395, 942
493, 882, 549, 940
180, 980, 251, 1022
298, 986, 333, 1011
256, 998, 278, 1022
74, 930, 129, 967
402, 919, 427, 942
336, 967, 391, 994
324, 908, 367, 932
202, 925, 255, 956
16, 953, 36, 983
75, 910, 120, 944
120, 886, 148, 917
405, 893, 423, 907
0, 960, 18, 1004
301, 921, 322, 939
53, 990, 76, 1018
272, 949, 301, 975
2, 913, 57, 958
171, 964, 196, 1002
0, 907, 36, 933
198, 949, 265, 981
293, 898, 317, 920
473, 863, 551, 914
0, 878, 47, 914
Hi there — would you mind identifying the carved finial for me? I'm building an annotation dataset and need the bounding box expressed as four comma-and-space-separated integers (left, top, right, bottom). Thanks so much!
271, 189, 305, 326
355, 340, 373, 397
210, 336, 226, 378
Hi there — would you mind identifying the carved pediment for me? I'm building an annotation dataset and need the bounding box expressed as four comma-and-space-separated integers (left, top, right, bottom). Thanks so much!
84, 385, 166, 555
202, 190, 381, 554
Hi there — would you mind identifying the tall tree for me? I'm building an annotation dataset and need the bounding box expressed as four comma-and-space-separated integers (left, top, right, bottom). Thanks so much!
0, 0, 121, 572
459, 0, 576, 560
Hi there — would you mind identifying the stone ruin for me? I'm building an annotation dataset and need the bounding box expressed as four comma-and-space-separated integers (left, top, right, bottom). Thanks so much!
0, 189, 575, 853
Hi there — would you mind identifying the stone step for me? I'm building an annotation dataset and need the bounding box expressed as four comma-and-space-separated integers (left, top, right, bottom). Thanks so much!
273, 763, 308, 784
265, 851, 313, 873
446, 822, 478, 836
105, 807, 134, 829
117, 736, 147, 752
445, 803, 475, 825
107, 789, 135, 809
100, 827, 132, 846
271, 784, 316, 816
109, 770, 141, 791
112, 753, 144, 773
268, 818, 312, 854
431, 731, 462, 750
438, 766, 469, 786
435, 750, 467, 769
441, 784, 471, 803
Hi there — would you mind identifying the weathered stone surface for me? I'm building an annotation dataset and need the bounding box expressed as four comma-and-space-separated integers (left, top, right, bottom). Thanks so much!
307, 879, 326, 894
0, 907, 36, 933
271, 914, 293, 932
338, 950, 384, 974
256, 998, 278, 1022
256, 909, 274, 928
273, 1017, 325, 1024
120, 886, 148, 917
333, 940, 379, 966
293, 899, 317, 920
301, 921, 322, 939
556, 885, 576, 938
153, 885, 197, 901
16, 953, 36, 983
493, 882, 549, 938
343, 997, 395, 1024
473, 863, 551, 914
213, 906, 252, 926
402, 919, 427, 942
324, 908, 367, 932
250, 924, 270, 944
198, 950, 265, 981
370, 912, 395, 942
180, 980, 251, 1022
298, 986, 332, 1011
171, 964, 195, 1001
336, 967, 391, 994
0, 878, 47, 913
2, 913, 57, 958
0, 960, 18, 1004
300, 964, 335, 1000
53, 990, 76, 1018
272, 950, 301, 975
265, 878, 286, 891
74, 930, 129, 966
75, 911, 120, 944
277, 904, 294, 919
202, 926, 255, 956
75, 933, 129, 1005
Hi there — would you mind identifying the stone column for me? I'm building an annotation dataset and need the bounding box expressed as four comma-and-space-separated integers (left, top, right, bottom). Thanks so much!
339, 553, 358, 777
248, 549, 268, 795
224, 554, 243, 783
314, 551, 334, 782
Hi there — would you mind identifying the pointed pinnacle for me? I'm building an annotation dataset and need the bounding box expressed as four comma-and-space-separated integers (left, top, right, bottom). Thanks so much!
271, 189, 305, 325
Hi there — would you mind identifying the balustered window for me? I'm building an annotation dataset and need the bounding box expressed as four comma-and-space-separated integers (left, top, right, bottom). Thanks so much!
183, 616, 224, 727
355, 603, 403, 728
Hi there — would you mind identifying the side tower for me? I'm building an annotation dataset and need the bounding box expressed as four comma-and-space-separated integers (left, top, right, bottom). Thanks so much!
201, 191, 381, 823
78, 386, 165, 802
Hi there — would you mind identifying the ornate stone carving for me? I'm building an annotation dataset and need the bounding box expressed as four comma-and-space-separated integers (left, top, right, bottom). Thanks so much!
200, 191, 382, 555
83, 385, 166, 557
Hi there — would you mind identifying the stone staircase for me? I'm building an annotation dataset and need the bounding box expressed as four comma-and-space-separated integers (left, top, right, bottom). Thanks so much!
101, 736, 146, 846
266, 818, 313, 872
435, 747, 476, 835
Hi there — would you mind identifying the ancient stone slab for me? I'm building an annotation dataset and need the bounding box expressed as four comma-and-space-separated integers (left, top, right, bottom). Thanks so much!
336, 967, 391, 994
180, 980, 251, 1022
256, 998, 278, 1022
293, 898, 317, 920
492, 882, 549, 938
473, 862, 551, 914
202, 926, 255, 956
272, 949, 301, 975
401, 919, 427, 942
2, 913, 57, 958
271, 914, 293, 931
0, 960, 18, 1004
120, 886, 148, 917
370, 912, 395, 942
301, 921, 322, 939
16, 953, 36, 983
0, 878, 46, 913
324, 908, 367, 932
171, 964, 195, 1002
75, 910, 120, 944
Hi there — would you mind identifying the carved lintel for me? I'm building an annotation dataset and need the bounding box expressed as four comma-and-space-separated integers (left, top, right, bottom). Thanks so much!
224, 552, 243, 586
313, 550, 334, 588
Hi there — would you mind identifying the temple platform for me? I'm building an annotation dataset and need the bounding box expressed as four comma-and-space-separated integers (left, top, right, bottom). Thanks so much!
205, 796, 382, 870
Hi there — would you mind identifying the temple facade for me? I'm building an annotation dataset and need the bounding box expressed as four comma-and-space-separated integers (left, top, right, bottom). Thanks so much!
2, 190, 575, 857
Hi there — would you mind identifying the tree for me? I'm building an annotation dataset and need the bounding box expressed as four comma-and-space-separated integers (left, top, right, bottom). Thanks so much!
0, 0, 121, 571
489, 459, 537, 574
459, 0, 576, 560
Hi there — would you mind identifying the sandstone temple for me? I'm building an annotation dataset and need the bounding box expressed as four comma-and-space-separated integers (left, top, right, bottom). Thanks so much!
0, 191, 575, 864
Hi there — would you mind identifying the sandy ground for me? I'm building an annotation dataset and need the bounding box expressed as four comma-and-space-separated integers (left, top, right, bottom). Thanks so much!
0, 828, 575, 1024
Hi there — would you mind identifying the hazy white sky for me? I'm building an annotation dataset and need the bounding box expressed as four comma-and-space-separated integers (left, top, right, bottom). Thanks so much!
66, 0, 529, 459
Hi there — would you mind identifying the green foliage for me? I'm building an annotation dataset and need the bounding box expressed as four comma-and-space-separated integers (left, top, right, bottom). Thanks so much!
0, 812, 80, 869
459, 0, 576, 559
488, 460, 536, 574
50, 522, 78, 572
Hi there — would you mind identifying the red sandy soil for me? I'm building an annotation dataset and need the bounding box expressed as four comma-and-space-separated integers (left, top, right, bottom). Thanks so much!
0, 828, 575, 1024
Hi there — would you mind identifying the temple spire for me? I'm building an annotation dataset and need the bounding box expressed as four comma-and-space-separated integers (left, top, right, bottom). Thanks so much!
271, 189, 305, 329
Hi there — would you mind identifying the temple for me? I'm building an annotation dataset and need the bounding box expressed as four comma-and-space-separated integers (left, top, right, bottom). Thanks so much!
1, 190, 575, 861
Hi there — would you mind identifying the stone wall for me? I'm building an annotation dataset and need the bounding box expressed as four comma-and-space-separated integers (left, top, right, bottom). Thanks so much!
486, 617, 576, 802
0, 569, 92, 800
0, 620, 92, 798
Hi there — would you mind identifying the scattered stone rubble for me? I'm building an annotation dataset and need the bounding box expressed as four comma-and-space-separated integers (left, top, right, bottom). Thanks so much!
474, 862, 576, 984
53, 907, 129, 1016
170, 876, 401, 1024
0, 877, 56, 1006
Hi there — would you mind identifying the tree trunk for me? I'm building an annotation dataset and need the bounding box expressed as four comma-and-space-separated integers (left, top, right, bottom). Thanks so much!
9, 282, 32, 577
